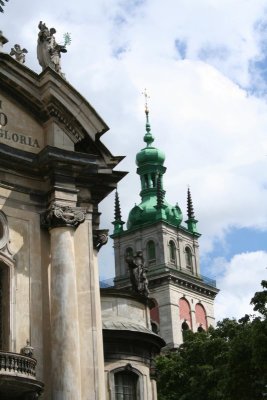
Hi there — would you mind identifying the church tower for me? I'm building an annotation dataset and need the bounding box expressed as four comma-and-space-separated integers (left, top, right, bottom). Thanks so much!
111, 101, 219, 349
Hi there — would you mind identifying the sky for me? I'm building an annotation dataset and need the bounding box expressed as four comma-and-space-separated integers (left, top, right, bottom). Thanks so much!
1, 0, 267, 322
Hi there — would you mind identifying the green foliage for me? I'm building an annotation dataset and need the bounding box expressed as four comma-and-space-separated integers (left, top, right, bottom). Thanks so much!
156, 281, 267, 400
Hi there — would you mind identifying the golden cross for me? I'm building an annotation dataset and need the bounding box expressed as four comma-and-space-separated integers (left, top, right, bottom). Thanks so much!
142, 88, 150, 113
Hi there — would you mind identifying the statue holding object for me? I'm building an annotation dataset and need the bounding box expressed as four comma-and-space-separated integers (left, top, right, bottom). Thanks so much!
37, 21, 67, 78
125, 251, 149, 297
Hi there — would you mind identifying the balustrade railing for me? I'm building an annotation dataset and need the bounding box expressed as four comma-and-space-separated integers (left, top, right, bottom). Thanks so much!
0, 351, 36, 378
100, 266, 217, 289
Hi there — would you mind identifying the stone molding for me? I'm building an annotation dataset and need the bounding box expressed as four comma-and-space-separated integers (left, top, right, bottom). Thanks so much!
41, 203, 85, 229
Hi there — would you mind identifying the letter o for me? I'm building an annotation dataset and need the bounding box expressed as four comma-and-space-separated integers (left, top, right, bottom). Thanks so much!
0, 113, 8, 127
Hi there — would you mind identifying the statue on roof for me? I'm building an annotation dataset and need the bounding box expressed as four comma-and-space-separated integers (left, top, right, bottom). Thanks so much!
125, 251, 149, 297
10, 44, 28, 63
37, 21, 67, 78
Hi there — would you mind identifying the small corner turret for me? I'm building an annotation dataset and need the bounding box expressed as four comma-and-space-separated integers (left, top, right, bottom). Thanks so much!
112, 189, 125, 234
185, 187, 199, 235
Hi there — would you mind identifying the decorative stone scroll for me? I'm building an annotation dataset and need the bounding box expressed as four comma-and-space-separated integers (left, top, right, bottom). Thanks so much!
93, 229, 109, 252
41, 203, 85, 229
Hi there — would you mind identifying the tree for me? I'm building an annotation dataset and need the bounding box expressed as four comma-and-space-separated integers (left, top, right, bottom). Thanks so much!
156, 281, 267, 400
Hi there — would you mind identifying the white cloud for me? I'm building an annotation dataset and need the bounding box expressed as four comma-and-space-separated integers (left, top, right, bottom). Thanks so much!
214, 251, 267, 321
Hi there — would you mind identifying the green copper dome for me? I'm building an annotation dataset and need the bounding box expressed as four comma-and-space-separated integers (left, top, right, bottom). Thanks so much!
127, 197, 182, 229
136, 146, 165, 167
126, 108, 183, 230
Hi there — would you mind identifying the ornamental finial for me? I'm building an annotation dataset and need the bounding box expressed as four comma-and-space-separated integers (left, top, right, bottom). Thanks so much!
142, 88, 150, 116
141, 88, 154, 146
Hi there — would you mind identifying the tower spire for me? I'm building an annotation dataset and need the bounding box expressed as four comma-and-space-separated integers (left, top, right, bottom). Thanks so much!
112, 189, 124, 234
142, 88, 154, 147
187, 186, 195, 219
185, 187, 198, 234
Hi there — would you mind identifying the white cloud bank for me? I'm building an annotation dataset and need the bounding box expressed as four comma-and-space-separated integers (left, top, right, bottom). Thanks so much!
214, 251, 267, 321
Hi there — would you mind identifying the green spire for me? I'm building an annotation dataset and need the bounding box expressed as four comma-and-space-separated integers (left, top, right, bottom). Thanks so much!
185, 187, 198, 234
112, 189, 124, 234
143, 105, 154, 147
126, 91, 183, 230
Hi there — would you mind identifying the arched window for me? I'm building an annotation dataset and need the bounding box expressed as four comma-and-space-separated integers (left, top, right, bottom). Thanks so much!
146, 240, 156, 263
114, 370, 138, 400
150, 298, 160, 334
179, 298, 192, 329
0, 262, 10, 350
169, 240, 176, 264
125, 247, 133, 258
185, 246, 193, 269
195, 303, 207, 330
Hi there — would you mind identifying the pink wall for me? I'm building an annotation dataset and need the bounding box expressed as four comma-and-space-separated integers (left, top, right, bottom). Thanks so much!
179, 298, 192, 328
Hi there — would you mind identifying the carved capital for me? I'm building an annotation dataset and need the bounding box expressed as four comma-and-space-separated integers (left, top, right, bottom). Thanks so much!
41, 203, 85, 229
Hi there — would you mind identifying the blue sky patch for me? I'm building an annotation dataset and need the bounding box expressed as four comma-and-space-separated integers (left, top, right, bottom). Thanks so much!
198, 44, 230, 62
201, 227, 267, 277
174, 39, 187, 59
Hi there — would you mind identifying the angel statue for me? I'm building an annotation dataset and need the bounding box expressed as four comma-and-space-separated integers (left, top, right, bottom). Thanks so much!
37, 21, 67, 78
10, 44, 28, 63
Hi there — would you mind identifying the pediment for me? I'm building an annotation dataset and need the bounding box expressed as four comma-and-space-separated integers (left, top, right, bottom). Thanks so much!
0, 53, 119, 164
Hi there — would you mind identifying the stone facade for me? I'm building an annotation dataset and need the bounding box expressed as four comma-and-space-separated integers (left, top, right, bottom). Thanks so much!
0, 51, 126, 399
101, 289, 164, 400
113, 219, 218, 348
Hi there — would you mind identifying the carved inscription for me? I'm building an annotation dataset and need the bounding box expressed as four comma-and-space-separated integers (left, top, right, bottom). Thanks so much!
0, 110, 40, 149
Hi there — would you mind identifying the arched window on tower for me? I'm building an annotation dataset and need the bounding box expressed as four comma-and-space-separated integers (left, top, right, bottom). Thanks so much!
179, 297, 192, 330
169, 240, 176, 265
146, 240, 156, 265
195, 303, 208, 331
185, 246, 193, 270
125, 247, 133, 258
114, 370, 139, 400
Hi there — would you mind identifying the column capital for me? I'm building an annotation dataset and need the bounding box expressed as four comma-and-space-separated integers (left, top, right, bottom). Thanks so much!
41, 203, 85, 229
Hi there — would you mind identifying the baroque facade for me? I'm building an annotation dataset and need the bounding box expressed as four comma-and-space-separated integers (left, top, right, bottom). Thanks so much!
0, 27, 164, 400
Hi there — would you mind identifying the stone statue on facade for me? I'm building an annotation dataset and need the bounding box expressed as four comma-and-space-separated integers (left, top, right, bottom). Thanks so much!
10, 44, 28, 63
125, 251, 149, 297
37, 21, 67, 77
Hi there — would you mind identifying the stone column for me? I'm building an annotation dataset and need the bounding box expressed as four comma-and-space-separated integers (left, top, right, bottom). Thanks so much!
42, 204, 85, 400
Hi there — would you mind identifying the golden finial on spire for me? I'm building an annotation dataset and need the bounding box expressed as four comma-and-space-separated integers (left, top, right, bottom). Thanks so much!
142, 88, 150, 114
